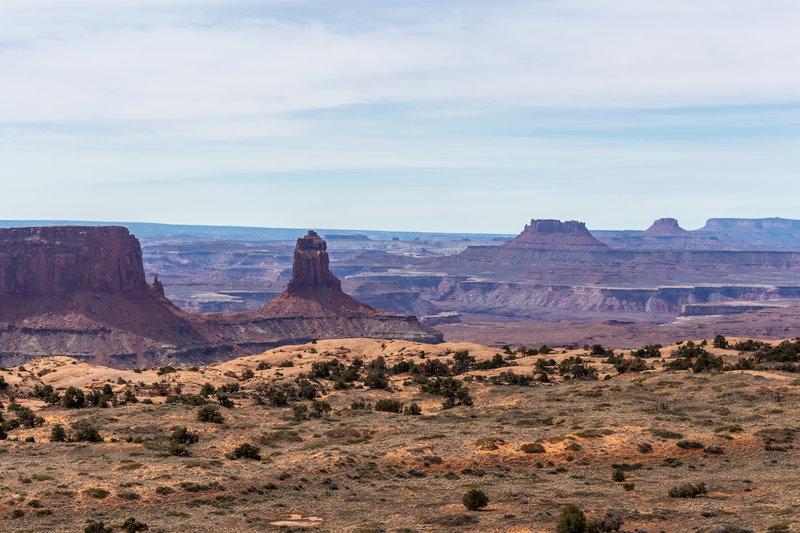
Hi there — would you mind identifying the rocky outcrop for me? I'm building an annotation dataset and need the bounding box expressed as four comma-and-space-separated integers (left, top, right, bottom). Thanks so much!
0, 226, 147, 294
0, 226, 442, 367
642, 218, 690, 237
504, 220, 609, 250
209, 231, 443, 347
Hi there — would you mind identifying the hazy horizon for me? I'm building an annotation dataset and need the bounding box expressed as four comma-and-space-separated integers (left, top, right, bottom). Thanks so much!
2, 1, 799, 232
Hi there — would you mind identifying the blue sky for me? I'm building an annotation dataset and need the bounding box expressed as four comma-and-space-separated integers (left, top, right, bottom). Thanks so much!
1, 0, 799, 232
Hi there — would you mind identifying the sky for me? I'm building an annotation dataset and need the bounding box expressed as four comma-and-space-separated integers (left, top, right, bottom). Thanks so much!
1, 0, 799, 233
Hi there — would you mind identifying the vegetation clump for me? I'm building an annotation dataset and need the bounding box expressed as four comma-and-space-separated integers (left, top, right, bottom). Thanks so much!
462, 489, 489, 511
668, 482, 707, 498
197, 405, 224, 423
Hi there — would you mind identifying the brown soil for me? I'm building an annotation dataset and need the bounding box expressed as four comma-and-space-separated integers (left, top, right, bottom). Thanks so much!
0, 338, 798, 532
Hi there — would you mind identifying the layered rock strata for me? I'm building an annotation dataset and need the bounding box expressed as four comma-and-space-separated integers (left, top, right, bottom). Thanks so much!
0, 227, 442, 367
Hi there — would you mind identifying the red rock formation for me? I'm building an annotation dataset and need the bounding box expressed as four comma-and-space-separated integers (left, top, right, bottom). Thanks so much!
503, 219, 608, 250
287, 231, 341, 292
211, 231, 444, 345
0, 226, 442, 367
642, 218, 690, 237
0, 226, 147, 294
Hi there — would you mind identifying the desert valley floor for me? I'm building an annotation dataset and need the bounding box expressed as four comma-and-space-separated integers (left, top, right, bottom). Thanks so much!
1, 337, 798, 532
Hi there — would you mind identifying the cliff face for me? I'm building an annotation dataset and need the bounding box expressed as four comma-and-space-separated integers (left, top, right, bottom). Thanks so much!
287, 231, 341, 292
212, 231, 444, 346
642, 218, 690, 237
0, 226, 147, 294
0, 226, 442, 367
504, 219, 609, 250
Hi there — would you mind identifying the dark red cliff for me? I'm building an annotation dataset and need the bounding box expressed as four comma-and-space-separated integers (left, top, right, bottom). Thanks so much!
0, 226, 147, 295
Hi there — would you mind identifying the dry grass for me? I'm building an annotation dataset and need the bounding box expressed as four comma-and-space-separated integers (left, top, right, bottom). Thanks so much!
0, 338, 798, 532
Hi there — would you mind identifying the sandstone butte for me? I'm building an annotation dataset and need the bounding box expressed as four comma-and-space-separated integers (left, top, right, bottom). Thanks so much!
0, 226, 442, 368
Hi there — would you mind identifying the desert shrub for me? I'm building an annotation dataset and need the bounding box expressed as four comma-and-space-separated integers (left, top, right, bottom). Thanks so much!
676, 440, 704, 450
403, 403, 422, 416
363, 373, 388, 390
692, 353, 724, 373
637, 442, 653, 453
590, 344, 611, 356
84, 488, 110, 499
74, 426, 102, 442
673, 341, 710, 358
473, 353, 509, 371
713, 335, 729, 349
155, 486, 174, 495
215, 393, 234, 408
630, 344, 662, 358
650, 429, 683, 439
451, 350, 476, 374
374, 399, 403, 413
120, 517, 149, 532
197, 405, 224, 423
310, 400, 331, 418
462, 489, 489, 511
666, 357, 692, 370
390, 360, 412, 374
278, 360, 294, 368
520, 442, 546, 453
122, 390, 138, 404
420, 377, 473, 408
612, 468, 626, 482
15, 407, 42, 428
168, 443, 190, 456
668, 482, 707, 498
62, 387, 85, 408
594, 510, 625, 531
295, 379, 318, 399
420, 359, 449, 377
157, 366, 177, 375
489, 371, 533, 386
347, 398, 369, 411
732, 339, 770, 352
199, 383, 215, 397
268, 389, 288, 406
170, 427, 199, 446
558, 357, 598, 380
293, 404, 309, 420
705, 445, 725, 454
84, 521, 113, 533
256, 361, 271, 370
556, 504, 589, 533
50, 424, 67, 442
311, 359, 343, 379
613, 357, 648, 374
33, 384, 61, 405
241, 368, 254, 380
231, 443, 261, 460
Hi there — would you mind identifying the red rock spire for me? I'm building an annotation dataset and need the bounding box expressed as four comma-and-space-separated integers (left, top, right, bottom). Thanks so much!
286, 231, 341, 292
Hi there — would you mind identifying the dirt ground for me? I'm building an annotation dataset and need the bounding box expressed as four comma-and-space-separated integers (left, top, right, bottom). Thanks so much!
0, 338, 798, 532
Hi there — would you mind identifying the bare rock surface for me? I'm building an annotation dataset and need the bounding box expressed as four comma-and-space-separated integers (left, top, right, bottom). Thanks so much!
503, 219, 609, 250
0, 226, 442, 367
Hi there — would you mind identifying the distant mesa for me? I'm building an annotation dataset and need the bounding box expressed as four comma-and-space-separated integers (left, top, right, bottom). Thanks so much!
504, 219, 609, 251
0, 226, 442, 367
324, 233, 371, 241
642, 218, 690, 237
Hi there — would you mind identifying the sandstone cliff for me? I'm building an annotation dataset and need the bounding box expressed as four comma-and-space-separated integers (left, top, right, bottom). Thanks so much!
208, 231, 443, 347
0, 227, 442, 367
503, 219, 609, 250
642, 218, 690, 237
